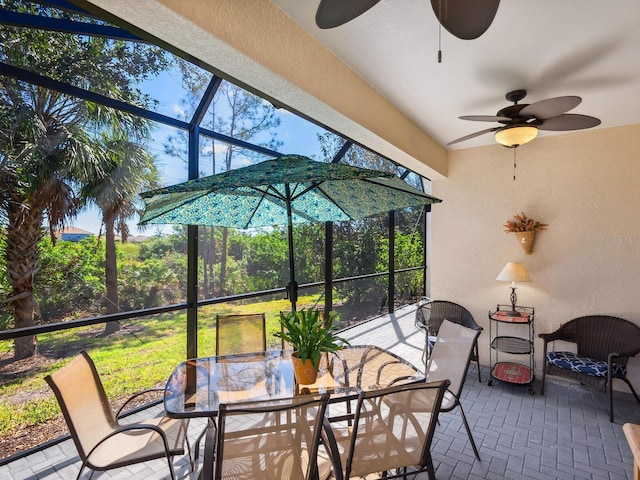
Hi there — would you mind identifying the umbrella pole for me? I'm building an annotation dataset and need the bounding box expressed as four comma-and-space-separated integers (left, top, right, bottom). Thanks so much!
285, 186, 298, 312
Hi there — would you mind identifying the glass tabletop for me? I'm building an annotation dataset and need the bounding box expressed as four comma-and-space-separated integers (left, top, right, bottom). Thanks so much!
164, 345, 423, 418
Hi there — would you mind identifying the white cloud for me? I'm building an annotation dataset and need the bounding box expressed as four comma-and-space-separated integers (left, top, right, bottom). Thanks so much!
173, 104, 186, 118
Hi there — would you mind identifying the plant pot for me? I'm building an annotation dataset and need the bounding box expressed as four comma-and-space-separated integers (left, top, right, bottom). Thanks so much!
291, 353, 318, 384
515, 231, 535, 254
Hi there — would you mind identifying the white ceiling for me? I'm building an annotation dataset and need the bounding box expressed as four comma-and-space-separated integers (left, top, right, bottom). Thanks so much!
271, 0, 640, 150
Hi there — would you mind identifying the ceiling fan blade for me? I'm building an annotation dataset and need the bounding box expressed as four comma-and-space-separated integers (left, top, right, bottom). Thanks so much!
315, 0, 381, 29
431, 0, 500, 40
447, 127, 498, 145
460, 115, 511, 122
519, 96, 582, 119
537, 114, 601, 131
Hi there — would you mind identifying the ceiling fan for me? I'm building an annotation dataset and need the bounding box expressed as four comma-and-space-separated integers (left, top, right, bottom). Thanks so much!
315, 0, 500, 40
448, 89, 602, 148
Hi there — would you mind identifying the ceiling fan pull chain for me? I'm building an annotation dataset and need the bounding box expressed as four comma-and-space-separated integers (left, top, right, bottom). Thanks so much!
437, 0, 443, 62
438, 24, 442, 62
513, 147, 517, 181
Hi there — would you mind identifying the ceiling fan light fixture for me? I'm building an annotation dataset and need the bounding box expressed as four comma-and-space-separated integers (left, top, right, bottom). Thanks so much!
495, 126, 538, 148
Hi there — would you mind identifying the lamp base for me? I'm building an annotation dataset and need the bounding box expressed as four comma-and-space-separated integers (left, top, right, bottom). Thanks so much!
506, 287, 520, 316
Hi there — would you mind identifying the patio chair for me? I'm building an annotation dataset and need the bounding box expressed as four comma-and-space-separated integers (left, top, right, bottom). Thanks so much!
199, 312, 268, 460
201, 392, 330, 480
415, 299, 483, 382
322, 379, 450, 480
425, 319, 482, 459
216, 312, 267, 355
539, 315, 640, 422
44, 351, 190, 480
333, 345, 424, 390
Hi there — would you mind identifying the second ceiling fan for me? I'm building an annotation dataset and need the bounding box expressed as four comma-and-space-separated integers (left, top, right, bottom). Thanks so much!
448, 90, 602, 148
315, 0, 501, 40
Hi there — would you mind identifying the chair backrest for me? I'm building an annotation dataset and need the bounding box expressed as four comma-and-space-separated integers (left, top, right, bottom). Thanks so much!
333, 345, 422, 390
214, 393, 330, 480
44, 351, 117, 461
425, 319, 481, 399
216, 313, 267, 355
415, 299, 481, 334
556, 315, 640, 363
344, 379, 449, 479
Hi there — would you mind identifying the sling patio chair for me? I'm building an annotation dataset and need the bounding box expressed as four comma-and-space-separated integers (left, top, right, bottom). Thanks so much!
322, 379, 450, 480
200, 392, 331, 480
216, 312, 267, 355
197, 312, 268, 461
415, 299, 483, 381
45, 351, 191, 480
425, 319, 482, 460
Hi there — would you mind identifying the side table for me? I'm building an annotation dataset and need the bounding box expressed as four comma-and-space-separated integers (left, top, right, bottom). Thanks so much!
488, 305, 535, 395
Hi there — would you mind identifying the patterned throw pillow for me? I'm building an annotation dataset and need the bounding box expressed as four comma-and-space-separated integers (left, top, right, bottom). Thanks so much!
546, 351, 626, 377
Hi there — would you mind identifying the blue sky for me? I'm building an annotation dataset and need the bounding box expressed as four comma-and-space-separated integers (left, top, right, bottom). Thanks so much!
73, 78, 329, 236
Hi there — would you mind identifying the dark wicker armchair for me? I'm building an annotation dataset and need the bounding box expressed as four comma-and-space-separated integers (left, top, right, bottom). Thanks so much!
539, 315, 640, 422
415, 299, 483, 382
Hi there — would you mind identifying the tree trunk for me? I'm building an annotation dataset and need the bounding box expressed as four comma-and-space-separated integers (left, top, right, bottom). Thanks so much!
201, 226, 215, 297
5, 198, 44, 359
12, 294, 38, 359
102, 212, 120, 334
220, 226, 228, 294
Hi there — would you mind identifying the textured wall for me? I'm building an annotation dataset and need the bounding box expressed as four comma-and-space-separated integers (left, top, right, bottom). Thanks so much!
431, 124, 640, 391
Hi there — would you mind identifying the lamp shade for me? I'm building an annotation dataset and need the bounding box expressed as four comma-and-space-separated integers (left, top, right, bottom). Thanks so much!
496, 262, 531, 283
495, 126, 538, 148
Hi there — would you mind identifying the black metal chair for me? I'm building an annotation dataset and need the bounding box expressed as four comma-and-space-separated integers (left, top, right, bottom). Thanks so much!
202, 393, 330, 480
415, 299, 483, 382
323, 379, 450, 480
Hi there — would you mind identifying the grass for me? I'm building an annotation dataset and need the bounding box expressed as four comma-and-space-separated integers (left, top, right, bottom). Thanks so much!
0, 294, 324, 439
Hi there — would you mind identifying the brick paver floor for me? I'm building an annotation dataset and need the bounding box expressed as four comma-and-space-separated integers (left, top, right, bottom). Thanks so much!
2, 304, 639, 479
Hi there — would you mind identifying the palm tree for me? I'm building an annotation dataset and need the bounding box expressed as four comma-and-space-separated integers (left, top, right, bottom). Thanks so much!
79, 132, 159, 334
0, 102, 92, 358
0, 3, 169, 357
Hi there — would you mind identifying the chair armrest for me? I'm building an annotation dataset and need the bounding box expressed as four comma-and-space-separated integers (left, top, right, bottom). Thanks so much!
375, 360, 422, 388
608, 349, 640, 363
116, 388, 164, 418
84, 422, 173, 465
538, 331, 566, 343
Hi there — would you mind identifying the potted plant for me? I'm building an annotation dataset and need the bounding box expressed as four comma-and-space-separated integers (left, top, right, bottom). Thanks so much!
503, 212, 548, 254
275, 308, 349, 384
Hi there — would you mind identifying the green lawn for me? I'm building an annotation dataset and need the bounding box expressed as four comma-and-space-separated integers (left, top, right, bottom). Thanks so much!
0, 295, 323, 439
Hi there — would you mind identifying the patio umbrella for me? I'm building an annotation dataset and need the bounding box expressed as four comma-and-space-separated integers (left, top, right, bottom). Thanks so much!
139, 155, 442, 310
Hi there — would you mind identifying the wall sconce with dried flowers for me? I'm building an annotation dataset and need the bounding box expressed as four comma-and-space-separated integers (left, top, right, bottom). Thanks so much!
503, 212, 548, 254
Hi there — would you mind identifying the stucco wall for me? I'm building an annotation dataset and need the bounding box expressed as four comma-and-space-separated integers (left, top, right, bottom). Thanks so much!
431, 123, 640, 392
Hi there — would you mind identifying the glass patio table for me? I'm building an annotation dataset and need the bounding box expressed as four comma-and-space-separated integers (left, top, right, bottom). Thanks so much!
164, 345, 424, 479
164, 345, 423, 417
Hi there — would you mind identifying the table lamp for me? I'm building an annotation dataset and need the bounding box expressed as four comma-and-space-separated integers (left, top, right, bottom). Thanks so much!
496, 262, 531, 316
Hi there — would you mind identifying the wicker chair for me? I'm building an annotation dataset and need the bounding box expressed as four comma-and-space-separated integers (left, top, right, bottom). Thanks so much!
539, 315, 640, 422
415, 299, 483, 381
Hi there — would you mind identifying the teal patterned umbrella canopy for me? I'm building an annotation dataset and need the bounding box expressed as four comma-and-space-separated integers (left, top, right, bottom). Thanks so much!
139, 155, 442, 309
139, 155, 441, 228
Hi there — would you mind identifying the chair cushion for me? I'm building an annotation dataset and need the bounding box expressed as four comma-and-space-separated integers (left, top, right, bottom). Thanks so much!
546, 351, 626, 378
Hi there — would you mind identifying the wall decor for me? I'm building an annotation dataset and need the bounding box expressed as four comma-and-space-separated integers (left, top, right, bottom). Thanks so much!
503, 212, 548, 254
